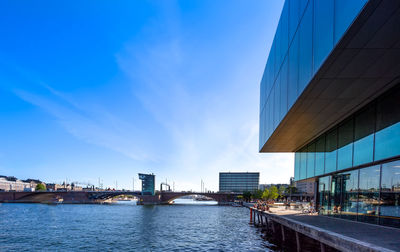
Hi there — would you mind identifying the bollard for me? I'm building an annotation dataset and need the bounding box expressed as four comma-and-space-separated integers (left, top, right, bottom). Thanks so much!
250, 208, 253, 224
295, 231, 301, 252
320, 242, 326, 252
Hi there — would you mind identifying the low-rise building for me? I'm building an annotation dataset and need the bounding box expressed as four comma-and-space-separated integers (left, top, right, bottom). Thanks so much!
295, 179, 315, 194
46, 183, 62, 191
0, 176, 30, 191
22, 179, 44, 190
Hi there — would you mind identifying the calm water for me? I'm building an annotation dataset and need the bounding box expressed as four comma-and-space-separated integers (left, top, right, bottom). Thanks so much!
0, 201, 277, 251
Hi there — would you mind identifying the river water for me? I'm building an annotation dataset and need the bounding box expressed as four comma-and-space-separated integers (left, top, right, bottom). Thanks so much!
0, 200, 278, 251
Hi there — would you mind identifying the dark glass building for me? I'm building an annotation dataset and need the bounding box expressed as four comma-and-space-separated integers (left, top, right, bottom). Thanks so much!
219, 172, 259, 193
138, 173, 155, 195
259, 0, 400, 228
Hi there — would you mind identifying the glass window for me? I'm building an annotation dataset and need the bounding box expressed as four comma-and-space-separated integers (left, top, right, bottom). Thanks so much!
339, 170, 359, 221
280, 1, 289, 61
263, 107, 267, 142
280, 58, 288, 118
288, 32, 299, 110
270, 40, 277, 82
334, 0, 367, 45
358, 165, 381, 224
325, 129, 337, 173
267, 54, 274, 96
354, 104, 375, 166
274, 81, 281, 128
313, 0, 334, 74
315, 135, 325, 176
375, 86, 400, 161
318, 176, 331, 214
307, 142, 315, 178
298, 2, 313, 95
299, 0, 309, 18
380, 160, 400, 228
300, 147, 307, 180
267, 97, 273, 139
337, 118, 354, 171
294, 152, 301, 181
271, 86, 276, 131
275, 21, 282, 71
288, 0, 300, 43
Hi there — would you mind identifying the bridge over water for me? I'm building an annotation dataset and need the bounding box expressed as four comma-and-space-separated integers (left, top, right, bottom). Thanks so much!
0, 191, 241, 205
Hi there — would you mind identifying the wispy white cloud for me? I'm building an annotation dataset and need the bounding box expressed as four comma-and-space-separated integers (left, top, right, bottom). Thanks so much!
14, 87, 155, 162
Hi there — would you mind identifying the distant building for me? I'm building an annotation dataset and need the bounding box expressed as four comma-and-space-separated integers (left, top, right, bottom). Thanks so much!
0, 176, 30, 191
22, 179, 44, 190
295, 179, 314, 194
219, 172, 259, 193
138, 173, 155, 195
46, 183, 62, 191
71, 183, 82, 191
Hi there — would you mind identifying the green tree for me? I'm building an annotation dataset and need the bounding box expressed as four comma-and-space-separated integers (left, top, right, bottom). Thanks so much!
237, 195, 244, 200
243, 191, 252, 202
269, 186, 279, 200
285, 186, 298, 194
262, 188, 270, 200
252, 190, 263, 200
278, 186, 286, 198
35, 183, 46, 191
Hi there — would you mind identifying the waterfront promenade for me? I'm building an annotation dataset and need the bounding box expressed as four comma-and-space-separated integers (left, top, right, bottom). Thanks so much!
250, 206, 400, 251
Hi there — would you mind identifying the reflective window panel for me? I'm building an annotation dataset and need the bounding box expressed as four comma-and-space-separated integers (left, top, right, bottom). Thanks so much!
380, 160, 400, 228
325, 128, 338, 173
375, 86, 400, 161
358, 165, 381, 225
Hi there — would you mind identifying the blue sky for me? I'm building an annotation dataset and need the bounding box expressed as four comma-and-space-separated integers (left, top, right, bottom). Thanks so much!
0, 0, 292, 191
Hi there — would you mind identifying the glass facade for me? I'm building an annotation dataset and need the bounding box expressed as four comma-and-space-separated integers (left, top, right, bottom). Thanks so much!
318, 160, 400, 228
138, 173, 155, 195
260, 0, 400, 229
259, 0, 367, 151
219, 172, 259, 193
294, 85, 400, 181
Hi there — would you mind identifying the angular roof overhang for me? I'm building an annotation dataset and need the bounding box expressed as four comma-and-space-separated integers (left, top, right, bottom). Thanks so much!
261, 0, 400, 152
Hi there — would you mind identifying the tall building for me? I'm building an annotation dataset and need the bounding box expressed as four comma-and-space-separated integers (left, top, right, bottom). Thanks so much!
259, 0, 400, 228
138, 173, 155, 195
219, 172, 259, 193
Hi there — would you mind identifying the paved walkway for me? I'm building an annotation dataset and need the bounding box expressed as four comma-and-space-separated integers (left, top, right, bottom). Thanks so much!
285, 214, 400, 251
263, 207, 400, 251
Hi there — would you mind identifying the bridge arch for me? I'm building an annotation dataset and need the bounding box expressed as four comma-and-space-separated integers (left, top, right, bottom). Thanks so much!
87, 191, 143, 201
163, 194, 218, 204
160, 192, 238, 204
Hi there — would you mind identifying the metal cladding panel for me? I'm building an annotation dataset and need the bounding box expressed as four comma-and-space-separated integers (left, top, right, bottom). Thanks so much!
259, 0, 400, 152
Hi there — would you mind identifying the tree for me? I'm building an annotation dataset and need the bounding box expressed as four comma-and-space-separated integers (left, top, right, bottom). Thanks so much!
252, 190, 263, 200
237, 195, 244, 201
269, 186, 279, 200
285, 186, 298, 194
262, 188, 270, 200
35, 183, 46, 191
243, 191, 252, 202
278, 186, 286, 199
